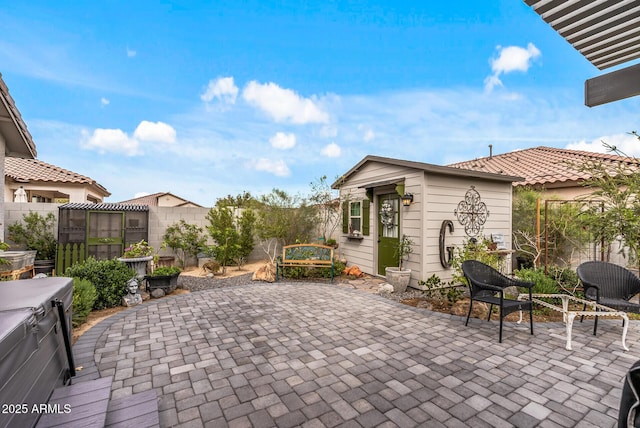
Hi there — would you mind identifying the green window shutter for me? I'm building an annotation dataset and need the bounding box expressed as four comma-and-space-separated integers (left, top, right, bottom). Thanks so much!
342, 200, 349, 234
362, 199, 370, 236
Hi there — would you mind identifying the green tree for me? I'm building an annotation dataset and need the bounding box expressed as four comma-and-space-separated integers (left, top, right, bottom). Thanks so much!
163, 220, 207, 267
255, 189, 316, 246
575, 137, 640, 265
7, 211, 57, 260
206, 206, 239, 269
309, 175, 340, 242
237, 209, 257, 266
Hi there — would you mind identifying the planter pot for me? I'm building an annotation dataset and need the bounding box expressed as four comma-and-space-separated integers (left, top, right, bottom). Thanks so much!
117, 256, 153, 279
385, 267, 412, 293
34, 259, 55, 276
144, 273, 179, 294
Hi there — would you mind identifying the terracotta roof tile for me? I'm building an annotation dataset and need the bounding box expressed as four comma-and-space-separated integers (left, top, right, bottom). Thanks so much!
5, 157, 109, 194
448, 146, 640, 187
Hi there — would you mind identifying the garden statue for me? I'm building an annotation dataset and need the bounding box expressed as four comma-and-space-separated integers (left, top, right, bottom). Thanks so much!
123, 278, 143, 307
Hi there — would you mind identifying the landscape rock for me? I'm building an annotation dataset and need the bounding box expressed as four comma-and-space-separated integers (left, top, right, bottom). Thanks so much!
252, 262, 276, 282
151, 288, 166, 298
450, 299, 489, 318
377, 283, 394, 294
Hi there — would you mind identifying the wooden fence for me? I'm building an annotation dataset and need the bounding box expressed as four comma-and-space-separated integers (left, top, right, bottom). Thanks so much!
56, 243, 87, 275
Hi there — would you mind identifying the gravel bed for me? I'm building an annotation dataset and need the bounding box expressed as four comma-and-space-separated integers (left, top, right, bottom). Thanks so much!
178, 273, 254, 292
178, 273, 429, 304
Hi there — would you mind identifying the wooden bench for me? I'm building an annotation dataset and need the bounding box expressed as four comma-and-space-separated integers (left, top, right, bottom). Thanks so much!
276, 244, 335, 283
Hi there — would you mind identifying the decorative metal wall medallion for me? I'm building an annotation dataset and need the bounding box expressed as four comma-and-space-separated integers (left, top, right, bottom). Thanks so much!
454, 186, 489, 237
379, 202, 395, 228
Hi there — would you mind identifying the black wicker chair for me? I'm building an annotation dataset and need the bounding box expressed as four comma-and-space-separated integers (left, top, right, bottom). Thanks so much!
576, 261, 640, 335
462, 260, 534, 343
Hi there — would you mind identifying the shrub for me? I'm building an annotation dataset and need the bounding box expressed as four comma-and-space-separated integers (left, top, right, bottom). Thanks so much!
65, 258, 135, 309
72, 278, 97, 327
163, 220, 207, 267
149, 266, 182, 277
514, 267, 560, 295
7, 211, 57, 260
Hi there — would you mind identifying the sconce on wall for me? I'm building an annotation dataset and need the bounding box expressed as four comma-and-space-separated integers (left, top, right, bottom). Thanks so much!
401, 193, 413, 207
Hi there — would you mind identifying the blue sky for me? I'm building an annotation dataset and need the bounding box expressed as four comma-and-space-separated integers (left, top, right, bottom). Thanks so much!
2, 1, 639, 206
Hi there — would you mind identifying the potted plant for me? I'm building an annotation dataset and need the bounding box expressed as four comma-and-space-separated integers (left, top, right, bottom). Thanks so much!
385, 234, 415, 293
7, 211, 57, 275
117, 240, 154, 279
326, 238, 339, 249
145, 265, 181, 295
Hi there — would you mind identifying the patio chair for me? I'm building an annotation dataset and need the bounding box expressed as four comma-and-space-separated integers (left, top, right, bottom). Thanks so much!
462, 260, 534, 343
576, 261, 640, 335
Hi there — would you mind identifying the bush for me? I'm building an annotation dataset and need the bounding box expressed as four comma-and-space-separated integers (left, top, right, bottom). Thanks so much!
7, 211, 57, 260
72, 278, 97, 328
65, 258, 135, 309
514, 267, 560, 294
149, 266, 182, 277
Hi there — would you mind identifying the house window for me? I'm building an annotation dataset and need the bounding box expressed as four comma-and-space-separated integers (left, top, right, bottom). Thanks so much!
350, 201, 361, 234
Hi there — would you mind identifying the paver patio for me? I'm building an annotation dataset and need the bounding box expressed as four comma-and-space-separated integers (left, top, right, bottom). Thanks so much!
73, 282, 640, 427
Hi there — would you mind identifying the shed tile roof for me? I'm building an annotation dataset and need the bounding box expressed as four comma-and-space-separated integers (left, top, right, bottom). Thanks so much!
5, 157, 110, 195
448, 146, 640, 187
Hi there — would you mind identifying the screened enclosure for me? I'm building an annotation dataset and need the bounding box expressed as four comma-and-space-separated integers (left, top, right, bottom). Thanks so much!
57, 203, 149, 260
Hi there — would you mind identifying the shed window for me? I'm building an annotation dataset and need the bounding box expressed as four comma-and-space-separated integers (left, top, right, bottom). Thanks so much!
342, 199, 370, 236
350, 202, 361, 234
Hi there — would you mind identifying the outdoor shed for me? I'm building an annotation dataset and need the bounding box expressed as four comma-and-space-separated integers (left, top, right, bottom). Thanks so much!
57, 203, 149, 261
332, 155, 522, 287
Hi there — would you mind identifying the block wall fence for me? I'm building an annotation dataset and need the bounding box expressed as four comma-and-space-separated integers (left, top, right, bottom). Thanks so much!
3, 202, 266, 264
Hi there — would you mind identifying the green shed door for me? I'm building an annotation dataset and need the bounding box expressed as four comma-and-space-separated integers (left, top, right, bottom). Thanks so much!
377, 194, 400, 275
87, 211, 124, 259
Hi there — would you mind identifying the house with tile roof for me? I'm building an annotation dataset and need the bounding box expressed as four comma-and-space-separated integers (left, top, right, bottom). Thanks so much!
448, 146, 640, 199
0, 73, 38, 240
4, 157, 110, 204
117, 192, 202, 208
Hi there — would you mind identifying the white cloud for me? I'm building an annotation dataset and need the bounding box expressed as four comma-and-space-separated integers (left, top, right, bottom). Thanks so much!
484, 43, 541, 93
134, 192, 151, 198
201, 77, 239, 104
242, 81, 329, 124
321, 142, 341, 158
358, 125, 375, 142
81, 128, 140, 156
126, 46, 137, 58
319, 125, 338, 138
269, 132, 296, 149
133, 121, 177, 143
100, 97, 109, 106
250, 158, 291, 177
566, 133, 640, 157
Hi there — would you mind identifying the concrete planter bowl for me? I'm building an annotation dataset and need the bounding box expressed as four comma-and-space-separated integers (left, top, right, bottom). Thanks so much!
385, 267, 412, 293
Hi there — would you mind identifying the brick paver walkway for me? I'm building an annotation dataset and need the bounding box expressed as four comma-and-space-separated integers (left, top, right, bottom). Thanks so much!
74, 282, 640, 427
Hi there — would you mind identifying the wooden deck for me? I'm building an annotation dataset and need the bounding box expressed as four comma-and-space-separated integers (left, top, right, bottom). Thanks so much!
35, 376, 159, 428
36, 377, 111, 428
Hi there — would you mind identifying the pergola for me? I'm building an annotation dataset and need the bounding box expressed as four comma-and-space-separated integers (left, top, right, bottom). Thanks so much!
525, 0, 640, 107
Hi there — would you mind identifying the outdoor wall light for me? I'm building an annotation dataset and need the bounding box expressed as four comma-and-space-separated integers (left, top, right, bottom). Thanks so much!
401, 193, 413, 207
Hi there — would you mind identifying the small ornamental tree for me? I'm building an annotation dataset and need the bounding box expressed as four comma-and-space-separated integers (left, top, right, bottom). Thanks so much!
574, 136, 640, 266
163, 220, 207, 267
7, 211, 57, 260
309, 175, 340, 242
